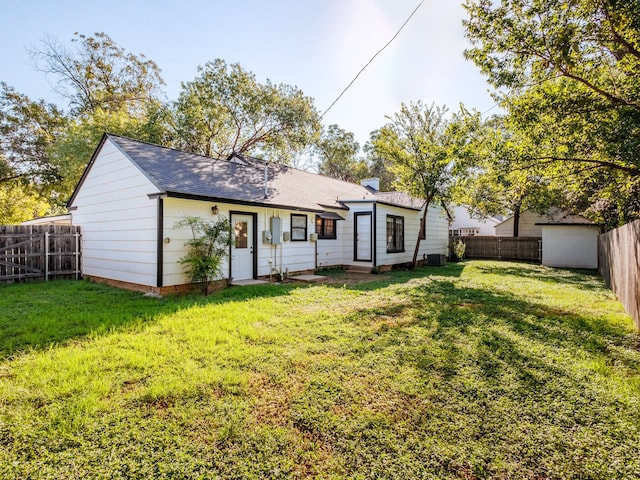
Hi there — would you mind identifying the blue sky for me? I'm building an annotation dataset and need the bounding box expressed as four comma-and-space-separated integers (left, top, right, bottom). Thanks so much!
0, 0, 496, 147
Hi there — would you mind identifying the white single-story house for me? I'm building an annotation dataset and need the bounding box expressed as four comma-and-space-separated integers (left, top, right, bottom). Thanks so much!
495, 209, 595, 237
449, 205, 502, 236
67, 134, 449, 294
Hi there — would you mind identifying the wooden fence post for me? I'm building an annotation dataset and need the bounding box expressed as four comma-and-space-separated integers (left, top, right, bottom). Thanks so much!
75, 231, 80, 280
44, 230, 49, 281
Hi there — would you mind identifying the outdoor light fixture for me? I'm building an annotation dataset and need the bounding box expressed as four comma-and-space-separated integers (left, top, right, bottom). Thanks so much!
212, 205, 219, 215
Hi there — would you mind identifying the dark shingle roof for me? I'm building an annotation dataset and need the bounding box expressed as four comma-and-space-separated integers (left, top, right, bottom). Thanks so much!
108, 134, 378, 212
373, 191, 425, 210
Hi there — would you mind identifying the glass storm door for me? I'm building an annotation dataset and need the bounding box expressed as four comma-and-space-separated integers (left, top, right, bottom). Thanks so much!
231, 214, 254, 280
354, 212, 372, 261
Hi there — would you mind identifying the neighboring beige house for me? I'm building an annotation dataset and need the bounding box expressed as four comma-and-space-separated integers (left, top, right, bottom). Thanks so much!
449, 206, 502, 236
494, 209, 595, 237
67, 134, 449, 294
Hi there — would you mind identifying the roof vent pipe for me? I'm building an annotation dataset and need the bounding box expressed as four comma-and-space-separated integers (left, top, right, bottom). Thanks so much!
264, 161, 269, 198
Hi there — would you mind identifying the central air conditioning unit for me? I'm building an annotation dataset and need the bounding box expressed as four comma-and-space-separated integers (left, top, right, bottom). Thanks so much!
427, 254, 446, 266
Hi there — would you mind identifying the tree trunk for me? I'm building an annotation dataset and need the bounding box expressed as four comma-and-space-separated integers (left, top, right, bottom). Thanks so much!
513, 205, 521, 238
411, 199, 431, 269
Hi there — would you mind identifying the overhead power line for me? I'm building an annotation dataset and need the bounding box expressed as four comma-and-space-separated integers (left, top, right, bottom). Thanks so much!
320, 0, 424, 119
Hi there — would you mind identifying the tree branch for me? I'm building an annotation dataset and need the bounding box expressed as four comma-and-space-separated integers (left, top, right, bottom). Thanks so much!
602, 2, 640, 61
533, 156, 640, 176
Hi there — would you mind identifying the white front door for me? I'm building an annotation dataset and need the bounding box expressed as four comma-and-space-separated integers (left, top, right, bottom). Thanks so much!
231, 214, 254, 280
355, 212, 372, 261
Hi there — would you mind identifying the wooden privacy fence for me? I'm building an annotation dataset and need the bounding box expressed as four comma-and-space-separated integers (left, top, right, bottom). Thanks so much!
0, 225, 81, 284
599, 220, 640, 329
450, 236, 542, 262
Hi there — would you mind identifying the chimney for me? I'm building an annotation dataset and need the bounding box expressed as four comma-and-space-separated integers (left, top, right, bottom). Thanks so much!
360, 178, 380, 192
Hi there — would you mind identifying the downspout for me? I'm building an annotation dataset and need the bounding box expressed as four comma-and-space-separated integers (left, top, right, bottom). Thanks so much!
228, 212, 234, 282
156, 197, 164, 288
373, 203, 377, 268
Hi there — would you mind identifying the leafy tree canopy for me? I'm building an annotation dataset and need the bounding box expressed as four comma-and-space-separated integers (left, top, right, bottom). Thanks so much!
314, 124, 368, 182
173, 59, 321, 163
0, 181, 50, 224
48, 105, 170, 204
31, 32, 165, 115
453, 115, 562, 236
464, 0, 640, 227
2, 32, 169, 211
363, 129, 397, 192
0, 82, 67, 186
371, 101, 460, 267
373, 102, 455, 203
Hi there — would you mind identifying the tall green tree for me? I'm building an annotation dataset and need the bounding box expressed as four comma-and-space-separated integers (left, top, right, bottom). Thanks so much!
172, 59, 321, 162
0, 83, 68, 218
0, 181, 50, 224
314, 124, 368, 182
506, 79, 640, 228
32, 32, 165, 115
0, 82, 67, 186
454, 116, 560, 236
29, 32, 169, 205
371, 102, 456, 268
363, 129, 396, 191
48, 105, 170, 204
464, 0, 640, 226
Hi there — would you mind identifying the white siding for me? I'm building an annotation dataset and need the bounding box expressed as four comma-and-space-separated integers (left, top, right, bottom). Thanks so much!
424, 205, 450, 256
163, 199, 321, 285
72, 140, 453, 290
162, 198, 218, 286
69, 140, 160, 286
541, 225, 600, 269
495, 212, 544, 237
375, 204, 448, 267
316, 212, 349, 268
267, 211, 316, 276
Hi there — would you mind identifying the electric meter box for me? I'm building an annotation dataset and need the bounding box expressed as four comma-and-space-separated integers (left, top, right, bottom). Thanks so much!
270, 217, 282, 244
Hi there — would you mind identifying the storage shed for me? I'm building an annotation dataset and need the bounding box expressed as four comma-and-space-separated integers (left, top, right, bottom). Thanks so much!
539, 223, 601, 269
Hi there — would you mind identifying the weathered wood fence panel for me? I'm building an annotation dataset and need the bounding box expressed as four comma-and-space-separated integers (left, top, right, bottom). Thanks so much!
450, 236, 542, 262
599, 220, 640, 329
0, 225, 81, 284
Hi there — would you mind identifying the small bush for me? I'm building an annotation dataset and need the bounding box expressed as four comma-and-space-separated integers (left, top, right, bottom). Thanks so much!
452, 239, 466, 261
175, 216, 233, 295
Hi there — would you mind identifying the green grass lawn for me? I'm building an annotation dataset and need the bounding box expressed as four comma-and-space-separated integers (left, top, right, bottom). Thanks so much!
1, 261, 638, 479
